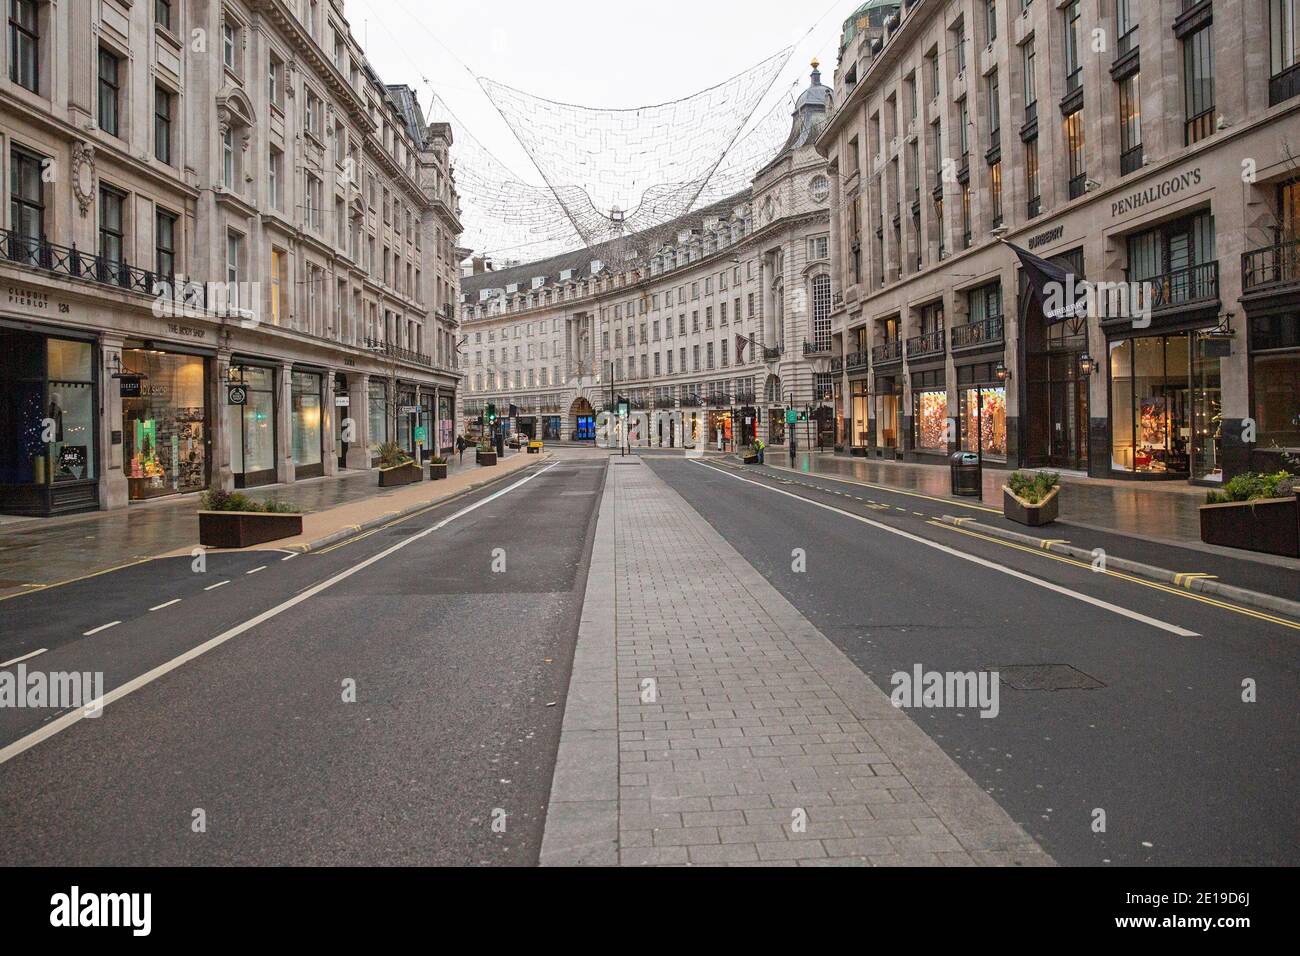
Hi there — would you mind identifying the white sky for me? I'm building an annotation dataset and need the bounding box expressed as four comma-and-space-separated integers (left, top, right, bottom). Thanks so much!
343, 0, 851, 187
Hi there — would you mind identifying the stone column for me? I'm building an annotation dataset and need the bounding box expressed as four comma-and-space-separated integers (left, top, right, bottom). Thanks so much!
345, 373, 371, 470
98, 335, 129, 510
276, 363, 295, 485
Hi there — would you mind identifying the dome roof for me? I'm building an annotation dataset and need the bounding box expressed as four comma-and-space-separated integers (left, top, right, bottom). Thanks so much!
795, 60, 832, 112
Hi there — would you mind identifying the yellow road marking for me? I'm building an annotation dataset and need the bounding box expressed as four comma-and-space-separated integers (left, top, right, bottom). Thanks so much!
926, 521, 1300, 631
0, 557, 157, 604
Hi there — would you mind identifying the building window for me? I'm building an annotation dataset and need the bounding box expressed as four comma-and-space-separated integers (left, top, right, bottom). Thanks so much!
1118, 73, 1142, 175
8, 0, 38, 92
155, 208, 176, 278
306, 173, 322, 231
98, 187, 124, 266
988, 70, 1000, 138
156, 0, 173, 31
1117, 0, 1137, 52
1022, 38, 1036, 110
955, 19, 967, 75
268, 147, 282, 210
812, 274, 832, 350
1183, 25, 1215, 144
1025, 138, 1041, 217
98, 47, 121, 137
1271, 0, 1300, 104
1063, 0, 1082, 91
1064, 110, 1085, 199
961, 183, 972, 248
268, 54, 282, 109
154, 85, 173, 165
989, 160, 1003, 226
985, 0, 997, 43
222, 22, 236, 70
221, 127, 235, 188
9, 147, 45, 253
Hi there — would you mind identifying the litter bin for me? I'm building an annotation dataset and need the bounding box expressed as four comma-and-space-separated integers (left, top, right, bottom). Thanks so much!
950, 452, 982, 497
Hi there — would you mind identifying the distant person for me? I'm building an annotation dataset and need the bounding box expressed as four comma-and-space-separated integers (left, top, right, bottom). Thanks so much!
789, 434, 797, 468
456, 434, 467, 463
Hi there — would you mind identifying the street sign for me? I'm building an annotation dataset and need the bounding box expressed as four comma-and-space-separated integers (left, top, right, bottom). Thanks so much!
335, 395, 350, 408
414, 426, 428, 445
400, 405, 421, 415
119, 376, 145, 399
785, 409, 797, 426
227, 384, 248, 406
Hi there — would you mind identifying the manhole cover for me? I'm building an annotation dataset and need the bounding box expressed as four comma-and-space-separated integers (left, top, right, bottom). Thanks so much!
990, 664, 1105, 691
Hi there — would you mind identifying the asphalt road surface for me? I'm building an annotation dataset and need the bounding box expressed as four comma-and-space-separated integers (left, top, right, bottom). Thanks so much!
0, 453, 605, 865
648, 457, 1300, 867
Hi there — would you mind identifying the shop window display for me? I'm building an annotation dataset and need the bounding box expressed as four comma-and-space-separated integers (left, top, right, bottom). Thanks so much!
960, 386, 1007, 459
123, 349, 205, 500
227, 366, 276, 483
291, 372, 323, 469
1109, 334, 1193, 476
368, 381, 388, 458
850, 382, 870, 447
913, 389, 948, 452
875, 391, 900, 448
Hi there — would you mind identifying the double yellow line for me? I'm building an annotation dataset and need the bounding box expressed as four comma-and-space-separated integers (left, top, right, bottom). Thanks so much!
929, 520, 1300, 631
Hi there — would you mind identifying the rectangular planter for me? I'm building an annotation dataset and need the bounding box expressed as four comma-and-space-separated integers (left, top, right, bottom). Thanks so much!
199, 511, 303, 549
477, 450, 498, 467
378, 462, 423, 487
741, 454, 759, 465
429, 463, 448, 481
1199, 494, 1300, 558
1002, 485, 1060, 527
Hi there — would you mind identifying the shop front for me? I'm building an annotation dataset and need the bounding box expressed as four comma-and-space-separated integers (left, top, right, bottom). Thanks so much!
333, 374, 351, 469
368, 379, 389, 464
123, 345, 209, 501
1245, 310, 1300, 475
849, 379, 869, 451
438, 393, 455, 453
291, 369, 325, 480
0, 326, 98, 516
957, 361, 1008, 461
227, 363, 277, 489
543, 415, 562, 441
872, 375, 901, 457
910, 368, 948, 459
707, 409, 733, 450
1107, 329, 1224, 482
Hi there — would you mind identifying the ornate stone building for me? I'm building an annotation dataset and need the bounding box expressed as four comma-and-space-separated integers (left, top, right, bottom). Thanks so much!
817, 0, 1300, 483
0, 0, 462, 515
458, 64, 835, 449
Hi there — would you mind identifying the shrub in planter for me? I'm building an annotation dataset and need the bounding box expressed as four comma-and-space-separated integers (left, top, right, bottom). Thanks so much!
476, 444, 497, 466
428, 455, 449, 480
376, 441, 422, 487
198, 491, 303, 548
1003, 471, 1061, 527
1200, 471, 1300, 557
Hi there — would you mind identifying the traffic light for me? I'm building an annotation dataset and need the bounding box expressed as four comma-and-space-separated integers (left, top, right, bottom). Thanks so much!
487, 403, 498, 426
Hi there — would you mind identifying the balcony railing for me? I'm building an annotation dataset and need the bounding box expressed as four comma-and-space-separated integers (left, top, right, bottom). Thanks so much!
846, 350, 869, 372
1271, 62, 1300, 107
364, 337, 434, 368
803, 340, 832, 356
872, 338, 903, 365
1125, 261, 1219, 312
951, 315, 1005, 350
2, 227, 208, 307
907, 328, 946, 358
1243, 239, 1300, 294
762, 346, 782, 361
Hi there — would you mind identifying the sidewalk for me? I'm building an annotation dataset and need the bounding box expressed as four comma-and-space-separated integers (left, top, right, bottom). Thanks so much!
541, 458, 1052, 867
780, 453, 1210, 546
0, 451, 538, 599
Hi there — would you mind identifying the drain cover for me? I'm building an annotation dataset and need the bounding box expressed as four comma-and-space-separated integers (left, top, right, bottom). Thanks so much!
991, 664, 1104, 691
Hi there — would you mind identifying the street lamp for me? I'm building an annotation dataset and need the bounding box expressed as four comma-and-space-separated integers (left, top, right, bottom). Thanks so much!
994, 360, 1011, 383
1078, 353, 1097, 377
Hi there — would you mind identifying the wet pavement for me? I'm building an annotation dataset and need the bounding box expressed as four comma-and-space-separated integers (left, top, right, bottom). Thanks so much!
0, 453, 508, 599
777, 452, 1210, 547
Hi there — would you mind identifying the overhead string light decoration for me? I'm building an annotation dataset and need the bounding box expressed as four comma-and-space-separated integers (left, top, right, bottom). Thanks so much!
477, 47, 795, 268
